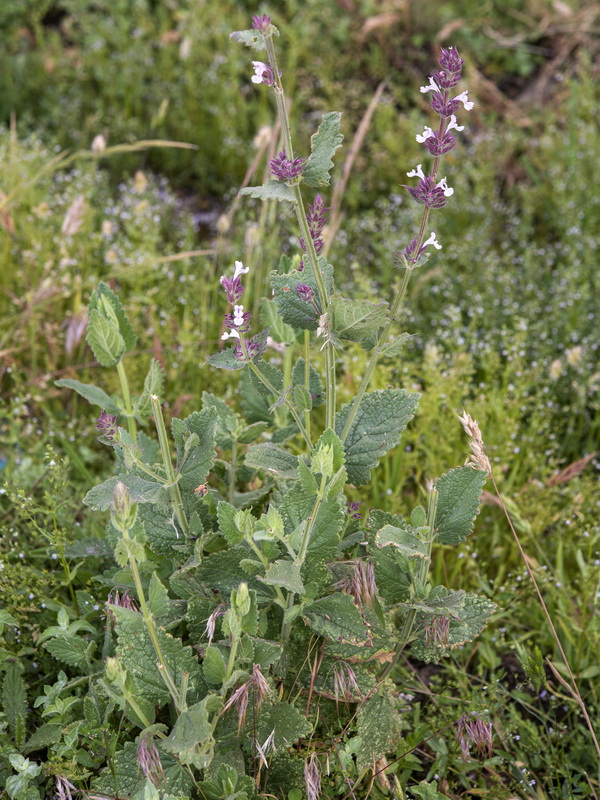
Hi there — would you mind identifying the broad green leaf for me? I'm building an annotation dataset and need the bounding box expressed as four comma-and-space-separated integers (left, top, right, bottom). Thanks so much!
282, 485, 344, 565
302, 593, 368, 644
261, 297, 296, 345
172, 408, 217, 497
237, 421, 269, 444
230, 28, 266, 49
194, 550, 268, 597
202, 391, 239, 449
88, 281, 137, 351
217, 501, 244, 545
354, 691, 402, 773
203, 647, 227, 685
148, 573, 169, 616
22, 724, 61, 755
314, 428, 345, 473
330, 296, 388, 350
410, 781, 449, 800
113, 607, 205, 705
368, 509, 412, 604
84, 474, 165, 511
44, 636, 94, 668
54, 379, 120, 413
335, 389, 420, 485
292, 357, 324, 407
86, 308, 126, 366
92, 742, 192, 798
240, 180, 295, 203
375, 525, 429, 560
2, 662, 27, 737
207, 342, 246, 371
249, 359, 284, 399
271, 260, 334, 331
258, 560, 305, 594
434, 465, 487, 545
245, 443, 299, 478
255, 702, 312, 747
251, 637, 283, 668
379, 332, 411, 359
292, 384, 312, 415
303, 112, 344, 188
139, 505, 192, 559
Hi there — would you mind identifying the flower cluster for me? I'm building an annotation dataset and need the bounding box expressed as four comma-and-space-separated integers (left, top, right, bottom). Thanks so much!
251, 13, 271, 32
251, 61, 276, 86
220, 261, 251, 342
269, 150, 306, 181
403, 46, 473, 265
299, 194, 329, 256
96, 410, 118, 442
223, 664, 270, 733
456, 712, 493, 761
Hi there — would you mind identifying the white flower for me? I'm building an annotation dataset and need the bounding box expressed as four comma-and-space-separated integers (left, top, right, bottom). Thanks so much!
446, 114, 465, 133
420, 76, 441, 94
221, 330, 240, 340
407, 164, 425, 180
233, 305, 245, 326
416, 126, 435, 143
453, 90, 474, 110
423, 232, 442, 250
436, 177, 454, 197
251, 61, 270, 84
233, 260, 249, 280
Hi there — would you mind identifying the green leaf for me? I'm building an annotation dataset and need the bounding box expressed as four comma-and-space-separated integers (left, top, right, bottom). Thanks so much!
89, 281, 137, 351
237, 421, 269, 444
163, 696, 220, 770
302, 593, 368, 644
354, 691, 402, 773
258, 560, 305, 594
330, 296, 388, 350
434, 465, 487, 545
139, 505, 192, 559
44, 636, 94, 668
2, 662, 27, 737
202, 392, 239, 449
22, 724, 61, 755
230, 28, 266, 50
137, 359, 165, 417
54, 379, 120, 413
271, 260, 334, 331
148, 573, 170, 616
256, 702, 312, 747
249, 359, 284, 399
217, 501, 244, 546
292, 384, 312, 415
409, 781, 449, 800
92, 742, 192, 798
261, 297, 297, 345
87, 308, 126, 366
114, 608, 205, 705
315, 428, 345, 473
245, 443, 299, 479
292, 358, 324, 407
379, 332, 411, 359
83, 474, 164, 511
207, 345, 245, 371
303, 112, 344, 188
240, 180, 295, 203
368, 510, 412, 604
203, 647, 227, 685
335, 389, 420, 485
172, 408, 217, 497
375, 525, 429, 560
194, 550, 267, 597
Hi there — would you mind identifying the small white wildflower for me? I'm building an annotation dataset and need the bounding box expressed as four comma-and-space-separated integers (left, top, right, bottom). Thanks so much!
420, 76, 441, 94
221, 330, 240, 340
423, 232, 442, 250
437, 177, 454, 197
416, 126, 435, 143
446, 114, 465, 133
454, 90, 474, 110
233, 305, 245, 326
407, 164, 425, 180
251, 61, 270, 84
233, 260, 249, 280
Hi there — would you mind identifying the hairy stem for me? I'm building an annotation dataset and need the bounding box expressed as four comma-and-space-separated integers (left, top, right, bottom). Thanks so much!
150, 394, 189, 538
116, 360, 137, 440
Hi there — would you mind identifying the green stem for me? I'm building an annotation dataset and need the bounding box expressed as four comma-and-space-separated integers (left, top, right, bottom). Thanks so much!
116, 360, 137, 440
150, 394, 190, 538
229, 439, 238, 505
304, 331, 311, 438
239, 339, 313, 451
295, 474, 327, 567
224, 637, 239, 683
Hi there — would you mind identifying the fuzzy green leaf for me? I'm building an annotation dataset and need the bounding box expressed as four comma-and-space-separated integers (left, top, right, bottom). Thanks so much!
292, 358, 324, 407
256, 702, 312, 747
44, 636, 94, 668
302, 593, 368, 644
261, 297, 297, 345
217, 501, 244, 546
230, 28, 266, 50
2, 662, 27, 738
336, 389, 420, 485
84, 474, 164, 511
203, 648, 227, 685
88, 281, 137, 351
139, 505, 191, 559
202, 391, 239, 449
330, 296, 388, 350
434, 465, 487, 545
258, 560, 305, 594
194, 550, 268, 597
86, 308, 126, 366
163, 696, 220, 770
54, 379, 120, 413
271, 261, 334, 331
379, 332, 411, 359
136, 359, 165, 417
245, 443, 299, 478
375, 525, 429, 560
237, 421, 269, 444
354, 691, 402, 773
368, 510, 412, 605
303, 112, 344, 188
92, 742, 192, 798
207, 345, 245, 371
172, 408, 217, 497
240, 180, 295, 203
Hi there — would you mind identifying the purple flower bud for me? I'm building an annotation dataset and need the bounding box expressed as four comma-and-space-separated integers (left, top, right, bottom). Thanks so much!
430, 91, 462, 117
296, 283, 315, 303
220, 260, 249, 303
346, 501, 361, 519
224, 304, 252, 332
251, 14, 271, 32
137, 735, 165, 787
422, 130, 457, 156
434, 67, 462, 90
96, 410, 118, 442
403, 232, 442, 265
269, 151, 306, 181
456, 712, 493, 761
438, 46, 464, 75
404, 165, 454, 208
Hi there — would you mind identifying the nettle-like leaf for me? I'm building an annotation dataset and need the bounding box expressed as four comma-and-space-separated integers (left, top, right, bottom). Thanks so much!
113, 607, 205, 705
434, 465, 487, 545
335, 389, 420, 485
354, 691, 402, 774
271, 260, 334, 331
83, 474, 165, 511
249, 359, 284, 399
86, 309, 126, 367
240, 180, 295, 203
375, 525, 429, 560
410, 781, 450, 800
217, 501, 244, 546
330, 296, 388, 350
43, 636, 95, 668
303, 112, 344, 188
202, 391, 239, 449
368, 509, 412, 605
172, 408, 217, 497
244, 443, 299, 479
139, 505, 192, 559
261, 297, 297, 345
92, 741, 192, 798
54, 379, 120, 413
2, 662, 27, 739
255, 702, 312, 748
282, 483, 345, 565
229, 28, 267, 50
136, 359, 165, 417
194, 549, 269, 598
258, 560, 305, 594
162, 695, 221, 770
379, 332, 411, 359
292, 357, 324, 407
302, 593, 368, 644
207, 345, 245, 371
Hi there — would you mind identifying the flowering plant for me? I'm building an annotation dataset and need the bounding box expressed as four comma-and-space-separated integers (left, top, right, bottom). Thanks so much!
50, 16, 497, 800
